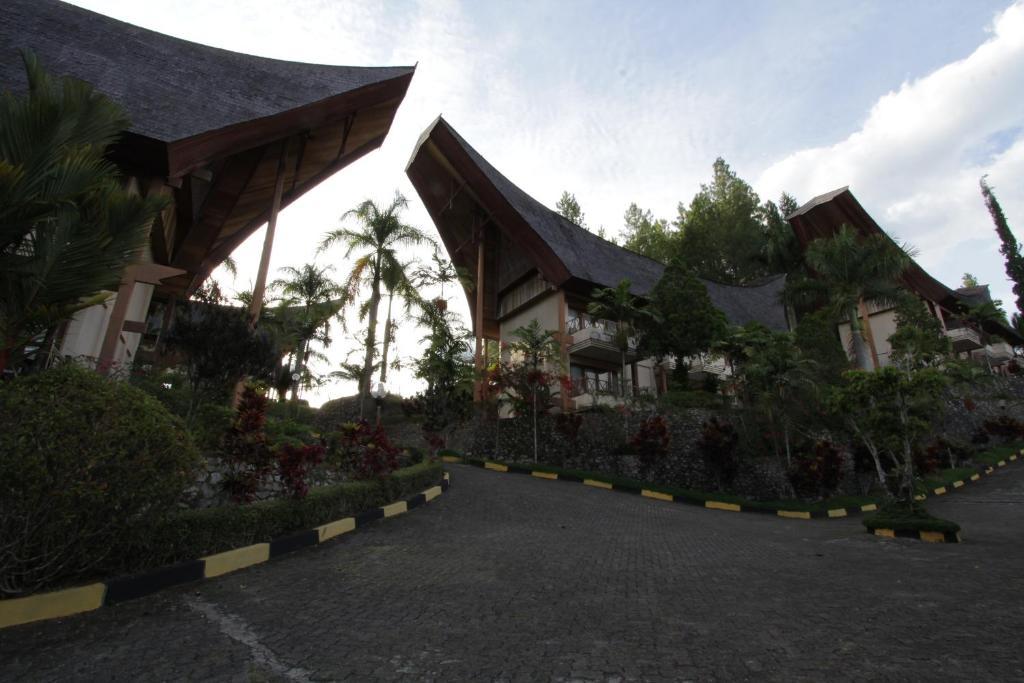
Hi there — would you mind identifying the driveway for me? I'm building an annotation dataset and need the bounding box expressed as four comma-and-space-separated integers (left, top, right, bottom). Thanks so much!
2, 463, 1023, 681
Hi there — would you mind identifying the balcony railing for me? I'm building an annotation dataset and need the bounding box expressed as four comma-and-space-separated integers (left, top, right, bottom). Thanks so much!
566, 317, 637, 349
945, 325, 982, 351
569, 376, 621, 398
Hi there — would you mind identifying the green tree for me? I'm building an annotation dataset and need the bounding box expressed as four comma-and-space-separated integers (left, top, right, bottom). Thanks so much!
792, 309, 849, 384
164, 293, 277, 421
738, 330, 817, 466
888, 295, 950, 370
503, 319, 563, 462
414, 302, 474, 452
831, 367, 947, 500
320, 192, 433, 412
961, 273, 979, 288
980, 176, 1024, 315
0, 51, 163, 372
378, 257, 421, 386
760, 192, 803, 274
792, 225, 909, 371
588, 280, 655, 432
556, 191, 586, 228
640, 261, 726, 379
622, 203, 674, 262
269, 263, 344, 400
673, 158, 771, 284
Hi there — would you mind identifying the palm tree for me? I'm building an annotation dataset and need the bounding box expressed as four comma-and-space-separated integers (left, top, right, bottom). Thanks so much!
587, 279, 654, 399
319, 192, 434, 411
412, 251, 473, 302
269, 263, 344, 400
793, 225, 909, 371
378, 257, 422, 386
0, 51, 163, 372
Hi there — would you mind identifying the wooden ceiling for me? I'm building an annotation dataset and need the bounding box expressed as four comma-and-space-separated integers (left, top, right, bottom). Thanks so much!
150, 74, 414, 296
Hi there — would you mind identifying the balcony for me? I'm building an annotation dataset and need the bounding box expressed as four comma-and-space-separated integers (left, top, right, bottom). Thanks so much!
945, 325, 983, 352
567, 317, 638, 363
687, 356, 729, 379
985, 341, 1015, 364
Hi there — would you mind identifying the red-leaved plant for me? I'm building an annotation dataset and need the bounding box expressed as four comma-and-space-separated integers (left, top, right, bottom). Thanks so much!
276, 443, 326, 499
221, 386, 274, 503
341, 420, 400, 479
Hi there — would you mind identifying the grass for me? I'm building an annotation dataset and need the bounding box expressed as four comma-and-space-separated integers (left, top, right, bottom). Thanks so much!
449, 439, 1024, 515
972, 442, 1022, 466
862, 502, 961, 534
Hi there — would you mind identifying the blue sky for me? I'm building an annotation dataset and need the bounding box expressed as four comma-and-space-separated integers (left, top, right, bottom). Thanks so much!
70, 0, 1024, 404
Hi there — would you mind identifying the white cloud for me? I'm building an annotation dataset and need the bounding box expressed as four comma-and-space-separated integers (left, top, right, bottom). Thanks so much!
758, 2, 1024, 305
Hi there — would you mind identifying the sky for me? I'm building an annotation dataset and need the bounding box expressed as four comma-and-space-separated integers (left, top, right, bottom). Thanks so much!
70, 0, 1024, 406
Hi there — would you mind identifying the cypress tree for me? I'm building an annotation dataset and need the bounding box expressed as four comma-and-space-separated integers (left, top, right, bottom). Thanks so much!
981, 176, 1024, 315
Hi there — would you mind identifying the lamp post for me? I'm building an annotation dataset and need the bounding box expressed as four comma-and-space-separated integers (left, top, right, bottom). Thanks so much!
371, 381, 386, 428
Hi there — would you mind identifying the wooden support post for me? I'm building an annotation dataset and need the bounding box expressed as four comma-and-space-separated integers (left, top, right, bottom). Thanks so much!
858, 299, 880, 369
248, 140, 289, 326
474, 229, 485, 401
97, 279, 136, 375
558, 291, 571, 412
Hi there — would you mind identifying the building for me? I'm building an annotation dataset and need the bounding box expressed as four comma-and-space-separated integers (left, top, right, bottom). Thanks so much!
2, 0, 414, 372
787, 187, 1022, 369
405, 116, 790, 411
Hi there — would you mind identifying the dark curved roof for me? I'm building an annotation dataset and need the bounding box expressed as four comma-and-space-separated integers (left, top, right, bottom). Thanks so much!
440, 120, 665, 297
407, 116, 791, 333
1, 0, 414, 143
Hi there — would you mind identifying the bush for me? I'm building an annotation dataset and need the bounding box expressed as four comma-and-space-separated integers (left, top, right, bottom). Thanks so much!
863, 501, 960, 535
127, 461, 443, 571
276, 443, 326, 499
221, 387, 274, 503
983, 415, 1024, 441
265, 399, 318, 426
788, 440, 845, 498
698, 416, 739, 486
630, 415, 670, 475
190, 402, 234, 453
0, 366, 200, 597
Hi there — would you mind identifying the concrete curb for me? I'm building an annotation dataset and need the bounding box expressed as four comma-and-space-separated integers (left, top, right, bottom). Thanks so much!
0, 473, 450, 630
443, 448, 1023, 520
870, 527, 961, 543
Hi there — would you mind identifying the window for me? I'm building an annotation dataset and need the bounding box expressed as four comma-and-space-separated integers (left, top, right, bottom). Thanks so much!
569, 363, 619, 396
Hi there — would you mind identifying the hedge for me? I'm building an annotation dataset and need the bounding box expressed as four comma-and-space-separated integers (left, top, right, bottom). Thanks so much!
107, 461, 444, 576
862, 502, 961, 534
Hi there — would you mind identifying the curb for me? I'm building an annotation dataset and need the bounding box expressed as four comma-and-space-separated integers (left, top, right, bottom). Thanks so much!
0, 472, 451, 630
443, 448, 1024, 520
869, 527, 961, 543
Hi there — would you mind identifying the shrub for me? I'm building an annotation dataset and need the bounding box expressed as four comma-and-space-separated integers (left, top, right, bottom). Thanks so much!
190, 402, 234, 453
265, 399, 318, 425
221, 387, 274, 503
275, 443, 326, 499
630, 415, 670, 475
788, 440, 845, 498
330, 420, 400, 480
264, 417, 317, 448
863, 501, 960, 535
116, 461, 444, 574
0, 366, 200, 597
983, 415, 1024, 441
698, 416, 740, 486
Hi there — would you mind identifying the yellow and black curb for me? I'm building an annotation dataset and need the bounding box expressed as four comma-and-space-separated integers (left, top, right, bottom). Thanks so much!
0, 473, 450, 631
870, 528, 961, 543
444, 447, 1024, 521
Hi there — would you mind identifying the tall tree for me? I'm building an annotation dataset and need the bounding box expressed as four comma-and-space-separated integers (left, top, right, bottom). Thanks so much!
673, 158, 771, 284
378, 257, 421, 386
961, 273, 979, 288
556, 191, 586, 228
269, 263, 344, 400
320, 193, 433, 410
980, 176, 1024, 315
793, 225, 909, 371
639, 261, 726, 380
760, 192, 803, 274
413, 302, 473, 452
0, 51, 163, 372
622, 203, 674, 262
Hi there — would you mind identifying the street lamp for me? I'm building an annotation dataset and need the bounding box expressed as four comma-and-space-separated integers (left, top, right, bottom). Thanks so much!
371, 381, 386, 427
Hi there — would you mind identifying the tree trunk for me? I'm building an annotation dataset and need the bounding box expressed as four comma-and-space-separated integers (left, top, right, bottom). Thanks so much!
849, 306, 874, 371
290, 338, 306, 402
621, 349, 629, 435
360, 264, 382, 419
379, 291, 394, 384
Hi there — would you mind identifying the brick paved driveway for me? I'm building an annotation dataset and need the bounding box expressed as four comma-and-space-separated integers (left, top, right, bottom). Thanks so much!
2, 463, 1023, 682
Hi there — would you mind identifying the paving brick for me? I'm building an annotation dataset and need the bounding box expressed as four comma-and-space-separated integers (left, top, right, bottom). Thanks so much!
2, 464, 1024, 680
